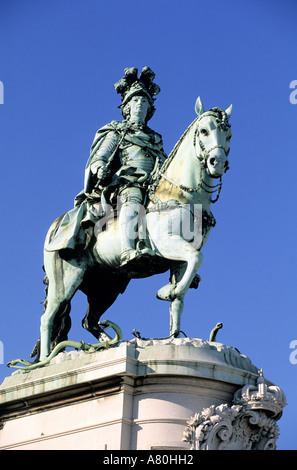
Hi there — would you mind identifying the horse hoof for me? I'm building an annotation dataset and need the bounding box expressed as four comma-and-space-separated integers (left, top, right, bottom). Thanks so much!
156, 284, 175, 301
172, 329, 180, 338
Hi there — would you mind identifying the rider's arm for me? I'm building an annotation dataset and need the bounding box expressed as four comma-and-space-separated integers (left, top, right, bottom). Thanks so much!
90, 131, 119, 182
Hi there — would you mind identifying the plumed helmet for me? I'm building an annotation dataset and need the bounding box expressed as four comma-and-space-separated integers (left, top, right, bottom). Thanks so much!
114, 66, 160, 108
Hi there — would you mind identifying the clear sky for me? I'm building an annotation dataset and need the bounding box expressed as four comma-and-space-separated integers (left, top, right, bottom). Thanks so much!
0, 0, 296, 450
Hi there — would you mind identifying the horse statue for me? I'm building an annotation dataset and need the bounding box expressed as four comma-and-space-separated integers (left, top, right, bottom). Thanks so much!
9, 97, 232, 368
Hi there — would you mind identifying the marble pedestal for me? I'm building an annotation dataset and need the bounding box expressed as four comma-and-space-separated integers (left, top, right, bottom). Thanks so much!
0, 338, 285, 450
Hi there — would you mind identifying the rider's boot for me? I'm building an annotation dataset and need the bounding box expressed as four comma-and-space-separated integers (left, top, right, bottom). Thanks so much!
119, 202, 153, 266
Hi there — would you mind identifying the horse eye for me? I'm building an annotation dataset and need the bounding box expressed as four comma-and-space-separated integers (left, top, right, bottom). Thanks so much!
200, 128, 209, 136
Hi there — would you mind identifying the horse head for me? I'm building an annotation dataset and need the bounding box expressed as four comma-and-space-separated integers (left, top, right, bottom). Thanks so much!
195, 97, 232, 179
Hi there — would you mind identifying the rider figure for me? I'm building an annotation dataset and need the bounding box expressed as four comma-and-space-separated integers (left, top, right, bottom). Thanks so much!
46, 67, 167, 266
84, 66, 167, 265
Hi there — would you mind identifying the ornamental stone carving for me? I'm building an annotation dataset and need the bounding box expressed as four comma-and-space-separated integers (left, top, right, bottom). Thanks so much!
182, 371, 287, 450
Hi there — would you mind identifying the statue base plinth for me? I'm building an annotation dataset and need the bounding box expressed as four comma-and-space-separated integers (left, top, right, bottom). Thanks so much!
0, 338, 285, 450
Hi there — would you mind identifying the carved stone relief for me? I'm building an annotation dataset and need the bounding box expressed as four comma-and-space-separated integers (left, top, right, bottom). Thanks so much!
182, 371, 287, 450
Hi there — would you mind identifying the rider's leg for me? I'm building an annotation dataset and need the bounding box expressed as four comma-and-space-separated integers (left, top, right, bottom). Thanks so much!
119, 186, 141, 262
119, 186, 153, 264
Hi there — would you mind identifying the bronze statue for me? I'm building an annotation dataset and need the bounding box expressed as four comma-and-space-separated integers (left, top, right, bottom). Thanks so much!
8, 67, 232, 367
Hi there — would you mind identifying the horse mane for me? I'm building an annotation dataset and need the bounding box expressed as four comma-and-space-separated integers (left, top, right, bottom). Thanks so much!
159, 116, 199, 175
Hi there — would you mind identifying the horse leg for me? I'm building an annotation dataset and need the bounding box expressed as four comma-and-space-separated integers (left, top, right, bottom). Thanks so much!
169, 295, 185, 337
39, 252, 87, 361
81, 268, 130, 340
156, 238, 203, 301
81, 295, 103, 340
31, 300, 72, 363
168, 262, 188, 337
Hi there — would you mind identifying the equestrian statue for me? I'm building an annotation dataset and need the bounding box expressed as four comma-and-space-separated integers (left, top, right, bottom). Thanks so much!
8, 66, 232, 369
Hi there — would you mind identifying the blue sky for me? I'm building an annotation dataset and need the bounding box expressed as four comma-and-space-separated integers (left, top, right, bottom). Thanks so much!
0, 0, 297, 450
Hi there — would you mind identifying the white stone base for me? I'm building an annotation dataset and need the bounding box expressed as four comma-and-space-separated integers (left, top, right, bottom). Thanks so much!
0, 338, 262, 450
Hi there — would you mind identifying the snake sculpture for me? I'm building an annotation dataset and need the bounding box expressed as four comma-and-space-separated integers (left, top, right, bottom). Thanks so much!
7, 320, 122, 371
208, 322, 223, 342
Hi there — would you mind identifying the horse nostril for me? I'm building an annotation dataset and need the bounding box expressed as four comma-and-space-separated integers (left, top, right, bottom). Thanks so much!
209, 157, 216, 166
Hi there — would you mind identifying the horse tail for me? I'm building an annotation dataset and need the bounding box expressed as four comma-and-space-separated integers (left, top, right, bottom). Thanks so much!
42, 267, 49, 312
29, 269, 49, 361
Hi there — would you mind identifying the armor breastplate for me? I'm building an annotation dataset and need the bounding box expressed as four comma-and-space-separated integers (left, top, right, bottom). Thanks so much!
121, 144, 155, 174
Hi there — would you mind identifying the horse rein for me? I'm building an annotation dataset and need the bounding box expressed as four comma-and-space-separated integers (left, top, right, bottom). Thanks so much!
158, 118, 229, 203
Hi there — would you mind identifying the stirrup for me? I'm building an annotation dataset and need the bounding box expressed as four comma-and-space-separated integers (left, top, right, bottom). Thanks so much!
120, 249, 138, 265
120, 247, 155, 266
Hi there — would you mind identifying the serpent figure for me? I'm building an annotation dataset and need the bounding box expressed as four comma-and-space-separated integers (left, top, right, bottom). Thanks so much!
209, 322, 223, 342
7, 320, 122, 371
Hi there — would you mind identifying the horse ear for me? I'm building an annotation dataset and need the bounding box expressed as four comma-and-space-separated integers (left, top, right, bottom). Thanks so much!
225, 104, 232, 120
195, 96, 205, 116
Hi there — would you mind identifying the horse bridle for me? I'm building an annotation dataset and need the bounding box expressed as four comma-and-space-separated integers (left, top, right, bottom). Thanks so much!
195, 113, 230, 164
158, 114, 230, 203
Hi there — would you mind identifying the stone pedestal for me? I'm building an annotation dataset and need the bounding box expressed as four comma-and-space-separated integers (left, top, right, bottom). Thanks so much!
0, 338, 286, 450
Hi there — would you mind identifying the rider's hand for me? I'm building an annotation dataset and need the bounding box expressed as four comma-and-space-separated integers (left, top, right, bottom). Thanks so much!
97, 166, 110, 182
